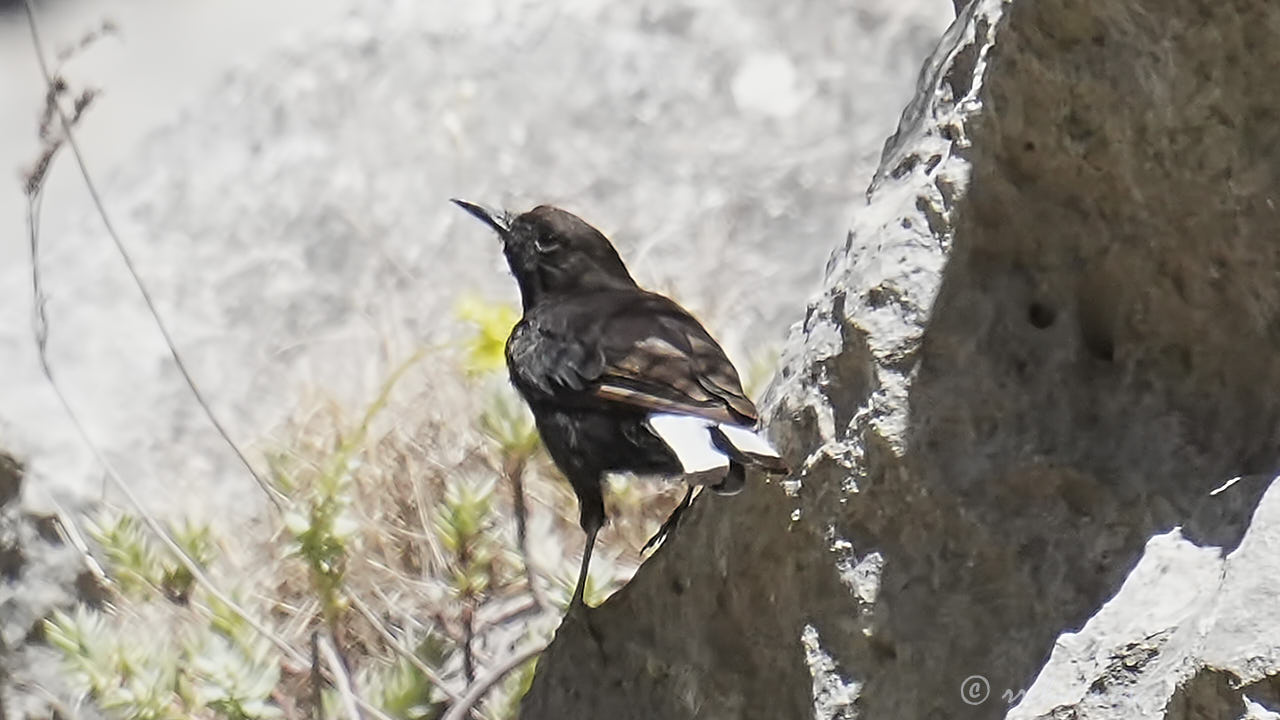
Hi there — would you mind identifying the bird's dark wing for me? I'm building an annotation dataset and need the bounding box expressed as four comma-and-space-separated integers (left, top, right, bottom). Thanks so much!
506, 292, 758, 426
591, 308, 759, 425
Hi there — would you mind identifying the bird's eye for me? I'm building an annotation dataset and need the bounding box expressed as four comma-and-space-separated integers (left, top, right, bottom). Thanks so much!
534, 236, 561, 253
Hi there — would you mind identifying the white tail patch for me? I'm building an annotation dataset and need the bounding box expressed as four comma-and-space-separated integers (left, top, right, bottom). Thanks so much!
646, 413, 730, 483
645, 413, 784, 486
714, 424, 782, 460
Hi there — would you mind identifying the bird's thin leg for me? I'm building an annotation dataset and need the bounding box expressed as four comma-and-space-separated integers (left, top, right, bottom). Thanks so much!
570, 524, 600, 611
642, 484, 697, 553
566, 523, 608, 662
567, 474, 605, 613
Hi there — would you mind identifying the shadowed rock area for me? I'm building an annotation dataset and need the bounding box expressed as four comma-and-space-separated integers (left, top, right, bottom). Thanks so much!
522, 0, 1280, 718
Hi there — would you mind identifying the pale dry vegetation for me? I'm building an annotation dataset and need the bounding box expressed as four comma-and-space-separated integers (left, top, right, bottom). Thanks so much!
17, 15, 772, 717
45, 304, 692, 720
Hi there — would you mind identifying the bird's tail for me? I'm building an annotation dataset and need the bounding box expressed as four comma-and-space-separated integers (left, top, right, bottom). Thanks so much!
645, 413, 789, 495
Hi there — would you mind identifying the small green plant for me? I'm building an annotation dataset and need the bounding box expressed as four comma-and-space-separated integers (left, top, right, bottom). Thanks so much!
344, 655, 440, 720
44, 572, 282, 720
456, 296, 519, 376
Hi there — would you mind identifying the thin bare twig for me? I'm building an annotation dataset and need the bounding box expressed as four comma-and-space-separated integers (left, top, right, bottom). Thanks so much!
22, 0, 286, 511
475, 597, 540, 635
46, 496, 110, 589
55, 19, 117, 63
318, 633, 362, 720
503, 456, 552, 614
311, 632, 325, 720
440, 642, 546, 720
462, 601, 477, 684
412, 474, 448, 570
348, 594, 463, 703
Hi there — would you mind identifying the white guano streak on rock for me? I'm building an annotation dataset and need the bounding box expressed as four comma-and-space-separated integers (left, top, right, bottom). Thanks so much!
827, 525, 884, 605
803, 624, 861, 720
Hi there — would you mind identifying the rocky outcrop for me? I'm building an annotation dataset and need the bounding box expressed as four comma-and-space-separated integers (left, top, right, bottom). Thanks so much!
522, 0, 1280, 718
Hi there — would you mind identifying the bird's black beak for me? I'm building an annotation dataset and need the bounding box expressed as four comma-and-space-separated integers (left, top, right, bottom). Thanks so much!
451, 199, 510, 237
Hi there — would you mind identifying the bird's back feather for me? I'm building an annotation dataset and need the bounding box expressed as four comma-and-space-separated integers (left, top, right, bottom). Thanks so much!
506, 290, 758, 427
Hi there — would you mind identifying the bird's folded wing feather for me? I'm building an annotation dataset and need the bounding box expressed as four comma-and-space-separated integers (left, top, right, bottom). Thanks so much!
593, 325, 757, 425
507, 293, 758, 426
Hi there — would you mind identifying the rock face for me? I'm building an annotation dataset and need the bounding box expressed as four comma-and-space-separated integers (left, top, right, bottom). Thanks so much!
522, 0, 1280, 718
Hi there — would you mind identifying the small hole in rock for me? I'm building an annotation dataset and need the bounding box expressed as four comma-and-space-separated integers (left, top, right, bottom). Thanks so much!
1028, 302, 1056, 329
869, 635, 898, 662
1077, 290, 1116, 364
1023, 140, 1036, 152
1085, 334, 1115, 363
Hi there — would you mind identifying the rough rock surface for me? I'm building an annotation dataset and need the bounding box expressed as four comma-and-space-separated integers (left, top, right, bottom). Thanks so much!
0, 0, 950, 524
522, 0, 1280, 718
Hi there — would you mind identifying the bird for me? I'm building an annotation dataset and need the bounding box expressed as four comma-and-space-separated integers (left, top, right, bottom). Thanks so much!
452, 200, 789, 612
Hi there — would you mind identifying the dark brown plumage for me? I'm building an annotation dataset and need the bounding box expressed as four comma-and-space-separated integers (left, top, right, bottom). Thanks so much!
453, 201, 788, 611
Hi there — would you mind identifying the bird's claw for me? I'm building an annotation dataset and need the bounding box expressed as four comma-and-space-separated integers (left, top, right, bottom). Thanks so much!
642, 486, 697, 553
642, 512, 680, 553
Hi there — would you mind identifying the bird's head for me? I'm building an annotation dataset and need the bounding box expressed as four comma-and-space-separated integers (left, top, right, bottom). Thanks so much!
452, 200, 637, 309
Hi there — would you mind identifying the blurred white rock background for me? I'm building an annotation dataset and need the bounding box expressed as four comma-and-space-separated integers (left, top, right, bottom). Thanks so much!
0, 0, 952, 526
0, 0, 348, 512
